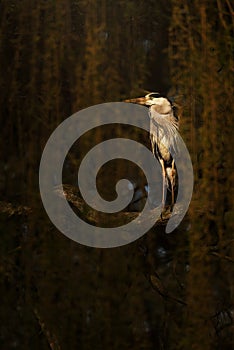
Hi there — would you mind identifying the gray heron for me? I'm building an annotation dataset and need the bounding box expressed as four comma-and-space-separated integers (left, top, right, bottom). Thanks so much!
125, 92, 179, 208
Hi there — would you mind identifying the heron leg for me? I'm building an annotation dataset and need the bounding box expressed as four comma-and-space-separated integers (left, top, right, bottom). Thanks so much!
168, 159, 176, 207
159, 158, 167, 208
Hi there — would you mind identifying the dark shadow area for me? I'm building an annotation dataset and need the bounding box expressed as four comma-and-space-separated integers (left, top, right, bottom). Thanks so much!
0, 1, 233, 349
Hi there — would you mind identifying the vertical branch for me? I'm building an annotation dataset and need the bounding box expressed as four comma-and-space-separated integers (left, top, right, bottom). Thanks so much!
216, 0, 228, 29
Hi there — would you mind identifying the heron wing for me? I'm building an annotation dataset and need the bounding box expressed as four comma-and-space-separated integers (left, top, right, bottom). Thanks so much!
149, 112, 179, 156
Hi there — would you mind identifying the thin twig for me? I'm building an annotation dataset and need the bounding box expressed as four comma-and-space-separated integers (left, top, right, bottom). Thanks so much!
210, 251, 234, 263
149, 273, 187, 306
33, 308, 61, 350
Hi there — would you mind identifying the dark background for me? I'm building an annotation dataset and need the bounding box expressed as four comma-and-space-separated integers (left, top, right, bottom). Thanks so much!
0, 1, 233, 349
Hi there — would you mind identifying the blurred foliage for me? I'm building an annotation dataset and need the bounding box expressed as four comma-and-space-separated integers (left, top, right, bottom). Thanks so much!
168, 1, 234, 348
0, 0, 233, 349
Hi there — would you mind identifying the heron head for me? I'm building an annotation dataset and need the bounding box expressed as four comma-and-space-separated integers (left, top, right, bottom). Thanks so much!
124, 92, 173, 115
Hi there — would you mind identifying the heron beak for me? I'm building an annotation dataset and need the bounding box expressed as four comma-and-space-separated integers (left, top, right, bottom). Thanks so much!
124, 96, 148, 105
